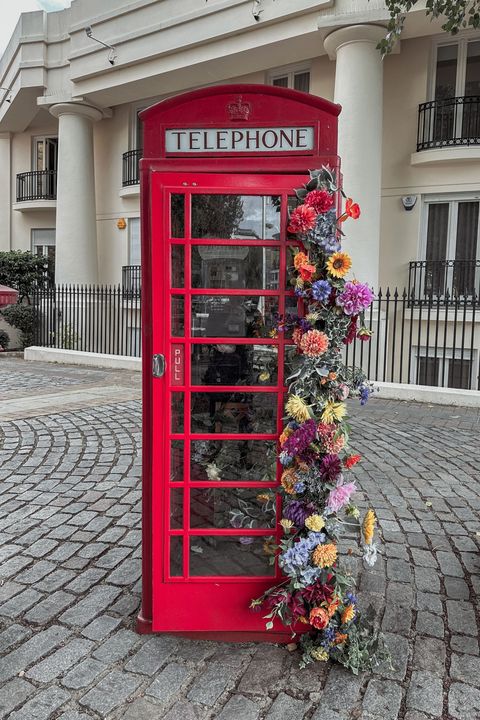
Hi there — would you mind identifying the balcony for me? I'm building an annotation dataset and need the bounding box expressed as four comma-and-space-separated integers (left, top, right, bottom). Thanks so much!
14, 170, 57, 212
413, 96, 480, 165
120, 149, 142, 198
409, 260, 480, 303
122, 265, 141, 299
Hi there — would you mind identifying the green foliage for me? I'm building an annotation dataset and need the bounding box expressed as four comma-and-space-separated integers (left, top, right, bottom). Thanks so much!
379, 0, 480, 55
0, 251, 48, 303
0, 304, 37, 348
59, 323, 80, 350
0, 329, 9, 350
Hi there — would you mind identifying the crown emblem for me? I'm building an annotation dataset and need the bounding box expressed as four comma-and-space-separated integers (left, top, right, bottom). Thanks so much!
227, 96, 251, 121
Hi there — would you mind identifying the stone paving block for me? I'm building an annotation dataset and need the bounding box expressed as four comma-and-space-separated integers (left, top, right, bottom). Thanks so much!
446, 600, 477, 635
107, 557, 142, 585
414, 567, 440, 593
0, 623, 31, 654
15, 560, 56, 584
35, 568, 76, 592
238, 645, 286, 694
373, 633, 409, 682
386, 559, 411, 582
385, 582, 414, 608
415, 591, 443, 615
187, 661, 240, 707
0, 678, 36, 719
26, 638, 93, 683
265, 692, 309, 720
24, 590, 76, 624
94, 547, 132, 569
9, 686, 70, 720
406, 671, 443, 717
381, 604, 412, 636
92, 628, 139, 662
0, 587, 43, 617
81, 614, 122, 641
62, 657, 107, 689
65, 567, 108, 594
80, 669, 142, 716
57, 713, 92, 720
311, 666, 364, 718
450, 653, 480, 686
444, 576, 470, 600
450, 634, 479, 656
361, 678, 403, 720
163, 699, 207, 720
59, 584, 121, 626
412, 636, 445, 676
216, 694, 262, 720
436, 551, 464, 578
120, 698, 169, 720
416, 611, 444, 638
147, 662, 192, 705
449, 682, 480, 720
125, 635, 179, 675
24, 538, 58, 558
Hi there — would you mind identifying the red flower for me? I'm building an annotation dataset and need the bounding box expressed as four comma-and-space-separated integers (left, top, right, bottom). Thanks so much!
288, 205, 317, 234
342, 316, 358, 345
344, 454, 361, 469
298, 263, 316, 282
305, 189, 334, 214
345, 198, 360, 219
309, 607, 330, 630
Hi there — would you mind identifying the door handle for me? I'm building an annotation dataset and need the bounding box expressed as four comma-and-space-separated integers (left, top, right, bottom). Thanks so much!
152, 354, 166, 378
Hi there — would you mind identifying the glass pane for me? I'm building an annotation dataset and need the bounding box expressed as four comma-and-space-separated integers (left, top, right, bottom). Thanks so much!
191, 246, 280, 289
171, 246, 185, 287
189, 535, 275, 576
294, 71, 310, 93
425, 204, 449, 295
171, 296, 185, 336
170, 536, 183, 576
170, 489, 183, 528
190, 488, 276, 529
448, 358, 471, 389
454, 202, 479, 295
191, 392, 277, 434
171, 393, 184, 433
435, 45, 458, 100
191, 195, 281, 240
418, 357, 440, 386
284, 296, 299, 338
171, 440, 183, 481
284, 344, 299, 382
171, 194, 185, 238
465, 41, 480, 97
191, 440, 277, 481
191, 296, 278, 338
191, 345, 278, 386
272, 76, 289, 88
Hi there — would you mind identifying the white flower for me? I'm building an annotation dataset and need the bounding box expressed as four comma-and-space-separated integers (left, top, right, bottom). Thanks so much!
206, 463, 221, 481
362, 542, 378, 567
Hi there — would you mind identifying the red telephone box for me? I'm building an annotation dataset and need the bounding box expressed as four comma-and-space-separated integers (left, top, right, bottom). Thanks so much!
138, 85, 340, 640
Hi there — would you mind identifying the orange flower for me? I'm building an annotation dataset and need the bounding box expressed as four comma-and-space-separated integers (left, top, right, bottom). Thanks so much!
328, 372, 337, 380
309, 607, 330, 630
345, 198, 361, 219
294, 252, 309, 270
326, 252, 352, 279
341, 604, 356, 624
299, 330, 329, 358
298, 263, 316, 282
334, 632, 348, 645
292, 327, 304, 347
327, 598, 340, 618
344, 454, 361, 469
280, 468, 297, 494
279, 427, 293, 446
312, 543, 338, 568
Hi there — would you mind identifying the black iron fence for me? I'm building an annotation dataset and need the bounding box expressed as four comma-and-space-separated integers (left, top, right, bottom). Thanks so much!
409, 260, 480, 300
122, 265, 141, 298
417, 95, 480, 151
30, 282, 480, 389
16, 170, 57, 202
122, 149, 142, 186
32, 284, 142, 357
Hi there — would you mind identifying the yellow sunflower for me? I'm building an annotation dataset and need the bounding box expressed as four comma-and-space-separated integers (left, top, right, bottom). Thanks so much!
326, 251, 352, 279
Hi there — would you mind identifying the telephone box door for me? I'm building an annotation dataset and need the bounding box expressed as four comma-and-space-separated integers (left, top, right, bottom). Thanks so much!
151, 171, 305, 636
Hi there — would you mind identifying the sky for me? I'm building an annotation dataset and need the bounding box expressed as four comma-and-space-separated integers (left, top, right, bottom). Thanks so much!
1, 1, 71, 54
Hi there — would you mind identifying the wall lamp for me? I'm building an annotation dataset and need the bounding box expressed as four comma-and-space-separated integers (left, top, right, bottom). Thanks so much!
85, 26, 117, 66
0, 88, 12, 103
252, 0, 263, 21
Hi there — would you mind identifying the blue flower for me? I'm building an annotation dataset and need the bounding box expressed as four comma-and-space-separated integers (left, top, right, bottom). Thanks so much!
279, 451, 293, 466
295, 287, 308, 298
305, 531, 326, 549
299, 566, 322, 585
345, 592, 357, 604
308, 210, 340, 253
320, 627, 336, 647
294, 481, 306, 494
311, 280, 332, 303
279, 540, 311, 575
360, 384, 370, 406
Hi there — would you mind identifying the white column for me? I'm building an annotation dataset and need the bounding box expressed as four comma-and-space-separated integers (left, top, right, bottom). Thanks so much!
324, 25, 386, 290
0, 133, 11, 251
50, 103, 102, 284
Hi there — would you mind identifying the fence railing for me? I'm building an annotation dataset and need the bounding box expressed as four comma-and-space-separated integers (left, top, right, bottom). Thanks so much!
409, 260, 480, 300
16, 170, 57, 202
122, 265, 141, 298
30, 283, 480, 389
32, 284, 142, 357
122, 149, 142, 186
417, 95, 480, 151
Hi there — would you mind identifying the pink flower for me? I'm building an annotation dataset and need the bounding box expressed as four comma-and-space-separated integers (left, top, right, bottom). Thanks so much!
305, 189, 335, 214
336, 281, 374, 316
299, 330, 329, 358
326, 478, 357, 513
288, 205, 317, 234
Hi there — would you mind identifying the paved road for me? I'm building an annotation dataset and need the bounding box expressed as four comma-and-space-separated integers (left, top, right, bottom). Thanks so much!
0, 357, 479, 720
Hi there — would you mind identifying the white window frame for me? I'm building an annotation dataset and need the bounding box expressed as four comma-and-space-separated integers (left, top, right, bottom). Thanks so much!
429, 33, 480, 101
128, 217, 141, 266
129, 97, 162, 151
32, 136, 58, 172
267, 62, 311, 91
412, 345, 477, 389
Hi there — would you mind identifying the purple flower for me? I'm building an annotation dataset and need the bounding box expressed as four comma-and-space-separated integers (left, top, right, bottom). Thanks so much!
308, 210, 340, 253
320, 454, 342, 482
295, 287, 308, 298
299, 318, 312, 331
320, 626, 336, 647
336, 281, 374, 316
282, 419, 317, 458
283, 500, 316, 527
360, 384, 370, 406
311, 280, 332, 303
326, 478, 357, 513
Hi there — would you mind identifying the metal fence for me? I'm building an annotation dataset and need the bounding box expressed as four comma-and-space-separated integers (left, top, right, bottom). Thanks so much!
31, 283, 480, 389
16, 170, 57, 201
32, 284, 142, 357
417, 95, 480, 151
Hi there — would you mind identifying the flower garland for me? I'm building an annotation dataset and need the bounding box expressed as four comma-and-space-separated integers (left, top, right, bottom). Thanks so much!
252, 168, 389, 673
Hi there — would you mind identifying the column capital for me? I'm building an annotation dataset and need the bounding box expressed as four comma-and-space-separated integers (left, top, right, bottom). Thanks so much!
324, 24, 387, 60
49, 102, 103, 122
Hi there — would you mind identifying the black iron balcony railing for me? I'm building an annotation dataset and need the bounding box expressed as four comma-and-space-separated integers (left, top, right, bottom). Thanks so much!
409, 260, 480, 301
16, 170, 57, 202
417, 96, 480, 151
122, 265, 141, 299
122, 149, 143, 186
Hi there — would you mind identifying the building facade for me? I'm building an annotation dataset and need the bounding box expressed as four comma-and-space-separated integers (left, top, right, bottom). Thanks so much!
0, 0, 479, 385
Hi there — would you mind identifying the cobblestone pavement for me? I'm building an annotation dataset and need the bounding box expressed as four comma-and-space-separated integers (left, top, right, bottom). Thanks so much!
1, 358, 480, 720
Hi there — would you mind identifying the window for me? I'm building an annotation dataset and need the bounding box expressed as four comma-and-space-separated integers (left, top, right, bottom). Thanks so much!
432, 38, 480, 142
422, 197, 480, 295
32, 137, 58, 172
415, 347, 475, 389
32, 229, 55, 281
269, 65, 310, 93
128, 218, 141, 266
